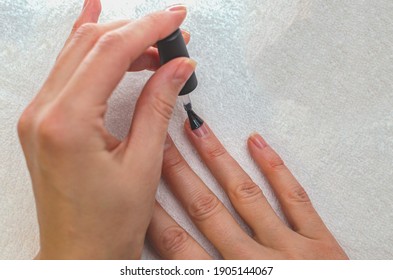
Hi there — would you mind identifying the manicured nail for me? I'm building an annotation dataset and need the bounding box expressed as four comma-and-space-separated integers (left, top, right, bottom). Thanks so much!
192, 123, 209, 138
173, 58, 197, 81
165, 4, 187, 13
250, 133, 267, 149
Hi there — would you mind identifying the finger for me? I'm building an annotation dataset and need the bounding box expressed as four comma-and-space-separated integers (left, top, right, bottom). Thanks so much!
162, 135, 264, 259
147, 203, 212, 260
42, 19, 184, 103
152, 29, 191, 48
248, 133, 330, 239
48, 20, 188, 97
62, 0, 102, 54
181, 30, 191, 45
40, 20, 131, 104
61, 7, 188, 106
125, 58, 195, 172
128, 47, 161, 72
185, 121, 292, 246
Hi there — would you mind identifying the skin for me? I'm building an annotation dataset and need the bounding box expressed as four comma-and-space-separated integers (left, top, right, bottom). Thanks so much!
18, 1, 194, 259
18, 0, 348, 260
147, 124, 348, 259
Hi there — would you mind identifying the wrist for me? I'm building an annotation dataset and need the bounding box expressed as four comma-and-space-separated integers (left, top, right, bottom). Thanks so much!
36, 235, 145, 260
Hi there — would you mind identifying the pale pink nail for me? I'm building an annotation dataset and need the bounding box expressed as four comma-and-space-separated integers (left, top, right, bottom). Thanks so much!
165, 4, 187, 12
250, 133, 267, 149
192, 124, 209, 138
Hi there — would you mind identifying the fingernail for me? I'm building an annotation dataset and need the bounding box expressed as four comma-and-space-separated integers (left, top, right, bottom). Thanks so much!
193, 123, 209, 138
165, 4, 187, 12
182, 29, 190, 36
173, 59, 197, 81
250, 133, 267, 149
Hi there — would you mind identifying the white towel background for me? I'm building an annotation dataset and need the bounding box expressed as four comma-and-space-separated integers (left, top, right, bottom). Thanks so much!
1, 0, 392, 259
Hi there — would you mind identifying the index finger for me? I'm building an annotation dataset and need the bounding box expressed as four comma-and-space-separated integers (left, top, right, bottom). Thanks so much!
60, 6, 187, 106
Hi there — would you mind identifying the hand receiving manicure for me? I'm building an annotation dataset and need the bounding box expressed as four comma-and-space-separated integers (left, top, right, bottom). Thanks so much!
147, 121, 348, 260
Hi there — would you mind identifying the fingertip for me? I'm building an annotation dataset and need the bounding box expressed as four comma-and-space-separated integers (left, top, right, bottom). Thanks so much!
86, 0, 102, 21
147, 56, 161, 71
248, 133, 268, 150
78, 0, 101, 24
165, 4, 188, 26
151, 6, 188, 32
181, 30, 191, 44
173, 57, 197, 82
129, 48, 161, 72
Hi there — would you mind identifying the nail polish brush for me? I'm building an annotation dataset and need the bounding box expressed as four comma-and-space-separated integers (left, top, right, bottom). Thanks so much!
157, 28, 204, 130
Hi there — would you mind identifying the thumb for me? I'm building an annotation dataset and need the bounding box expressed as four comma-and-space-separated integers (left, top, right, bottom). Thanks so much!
126, 57, 197, 163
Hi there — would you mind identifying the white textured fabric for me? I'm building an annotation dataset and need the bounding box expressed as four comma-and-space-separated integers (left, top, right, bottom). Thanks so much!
1, 0, 392, 259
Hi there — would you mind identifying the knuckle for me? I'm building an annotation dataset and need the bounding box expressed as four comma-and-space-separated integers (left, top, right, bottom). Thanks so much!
189, 193, 222, 222
205, 143, 227, 160
36, 110, 66, 147
286, 184, 311, 204
230, 181, 263, 204
144, 13, 163, 31
163, 152, 187, 175
160, 226, 190, 255
268, 152, 286, 171
96, 30, 126, 52
17, 105, 36, 138
150, 94, 174, 122
73, 23, 100, 41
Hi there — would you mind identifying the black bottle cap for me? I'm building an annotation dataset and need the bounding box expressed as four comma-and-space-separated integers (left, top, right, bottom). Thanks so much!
157, 29, 198, 96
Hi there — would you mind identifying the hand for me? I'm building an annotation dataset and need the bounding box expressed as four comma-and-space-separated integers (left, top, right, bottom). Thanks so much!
18, 0, 195, 259
147, 121, 349, 259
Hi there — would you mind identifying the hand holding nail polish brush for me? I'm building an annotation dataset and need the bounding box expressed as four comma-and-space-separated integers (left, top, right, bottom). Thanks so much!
157, 28, 204, 130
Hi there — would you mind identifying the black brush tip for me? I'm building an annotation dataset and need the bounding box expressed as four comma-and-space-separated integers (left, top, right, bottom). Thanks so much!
187, 109, 204, 130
